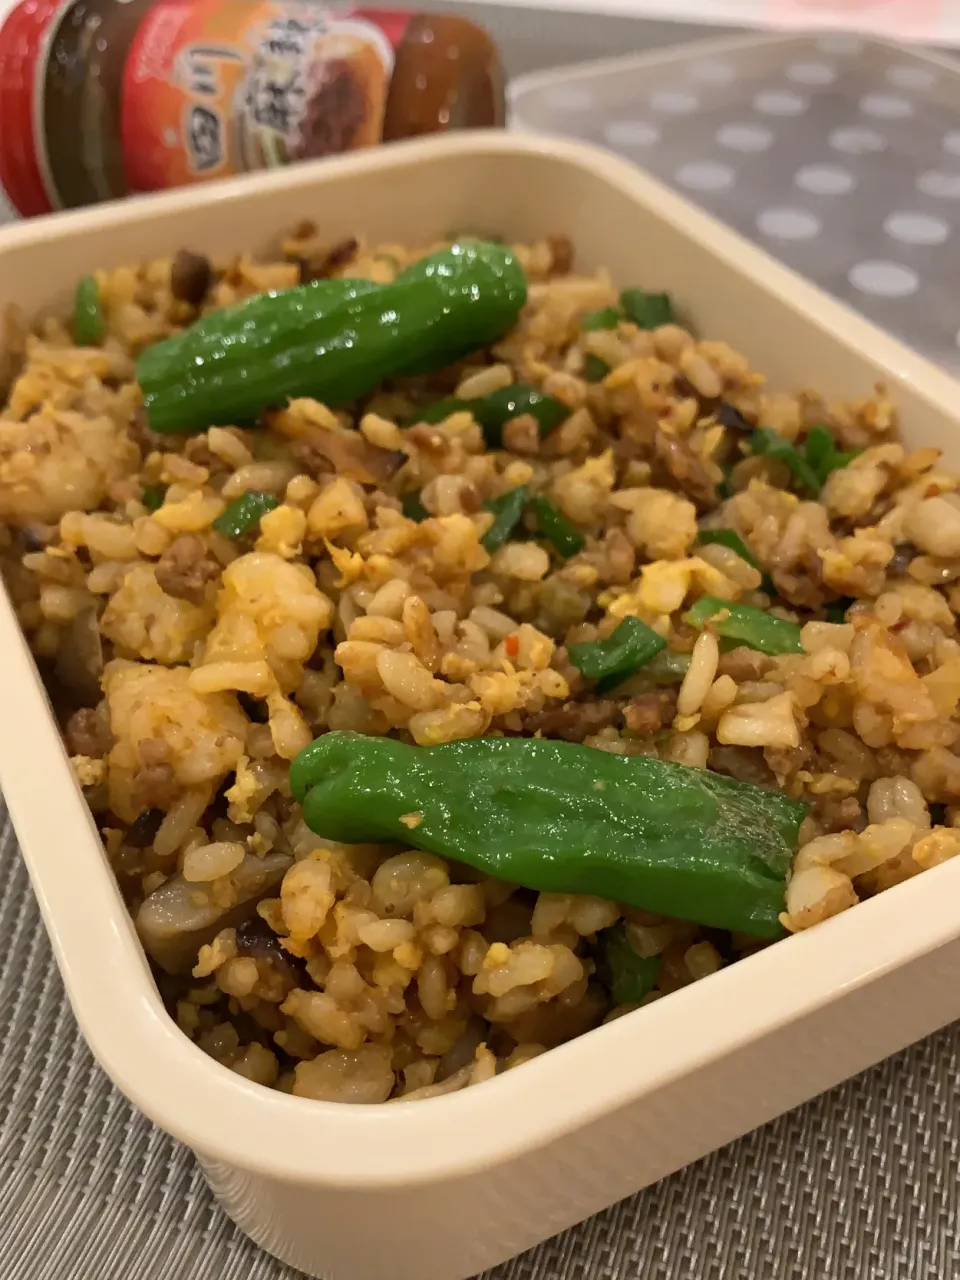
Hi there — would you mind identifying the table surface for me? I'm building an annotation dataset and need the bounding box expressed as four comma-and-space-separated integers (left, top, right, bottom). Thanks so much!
3, 8, 960, 1278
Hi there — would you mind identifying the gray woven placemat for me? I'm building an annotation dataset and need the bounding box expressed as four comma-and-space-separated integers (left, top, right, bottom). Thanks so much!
0, 796, 958, 1280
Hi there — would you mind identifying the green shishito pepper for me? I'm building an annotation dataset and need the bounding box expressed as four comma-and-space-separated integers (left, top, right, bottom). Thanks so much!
137, 242, 527, 434
213, 490, 280, 539
685, 596, 803, 656
290, 732, 806, 937
74, 275, 105, 346
599, 925, 662, 1005
418, 383, 570, 448
568, 616, 666, 692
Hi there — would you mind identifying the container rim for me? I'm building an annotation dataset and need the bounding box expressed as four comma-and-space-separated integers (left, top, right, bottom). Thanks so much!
3, 130, 960, 1190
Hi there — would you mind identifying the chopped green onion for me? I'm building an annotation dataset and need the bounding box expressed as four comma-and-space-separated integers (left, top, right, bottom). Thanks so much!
415, 396, 461, 425
569, 617, 666, 692
482, 486, 528, 553
74, 275, 105, 346
803, 425, 862, 486
480, 385, 570, 446
213, 490, 280, 540
620, 288, 674, 330
402, 491, 429, 523
643, 649, 692, 684
600, 925, 662, 1005
581, 307, 619, 332
685, 596, 803, 656
607, 648, 692, 695
141, 484, 166, 514
824, 597, 854, 624
697, 528, 776, 596
697, 528, 760, 570
528, 494, 585, 559
802, 426, 834, 481
583, 354, 609, 383
418, 383, 569, 448
750, 427, 822, 497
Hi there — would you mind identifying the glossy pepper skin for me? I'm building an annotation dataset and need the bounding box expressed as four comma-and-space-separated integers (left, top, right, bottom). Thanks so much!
291, 731, 807, 938
137, 242, 527, 434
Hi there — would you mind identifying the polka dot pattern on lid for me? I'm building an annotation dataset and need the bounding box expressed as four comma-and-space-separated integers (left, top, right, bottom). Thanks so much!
786, 61, 837, 86
509, 33, 960, 371
917, 171, 960, 199
886, 65, 937, 91
829, 127, 886, 155
603, 121, 660, 149
753, 90, 808, 116
859, 93, 914, 119
756, 208, 822, 241
884, 213, 950, 246
795, 164, 856, 196
849, 261, 920, 298
717, 124, 773, 153
675, 161, 735, 192
650, 90, 699, 115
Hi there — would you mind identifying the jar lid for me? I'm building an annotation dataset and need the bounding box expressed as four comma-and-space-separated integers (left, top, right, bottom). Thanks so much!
381, 12, 504, 140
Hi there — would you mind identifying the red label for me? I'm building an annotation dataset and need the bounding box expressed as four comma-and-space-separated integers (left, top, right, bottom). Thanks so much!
0, 0, 66, 216
121, 0, 407, 194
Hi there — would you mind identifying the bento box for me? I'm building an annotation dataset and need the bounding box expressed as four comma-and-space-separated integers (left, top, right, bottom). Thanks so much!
3, 133, 960, 1280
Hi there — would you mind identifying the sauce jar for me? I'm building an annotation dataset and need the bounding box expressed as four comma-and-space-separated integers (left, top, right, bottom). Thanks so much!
0, 1, 504, 216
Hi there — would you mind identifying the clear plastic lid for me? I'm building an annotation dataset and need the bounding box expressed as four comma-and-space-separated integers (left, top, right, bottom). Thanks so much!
488, 0, 960, 47
510, 32, 960, 371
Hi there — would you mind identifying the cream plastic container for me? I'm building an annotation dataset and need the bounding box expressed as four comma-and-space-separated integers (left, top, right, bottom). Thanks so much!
2, 133, 960, 1280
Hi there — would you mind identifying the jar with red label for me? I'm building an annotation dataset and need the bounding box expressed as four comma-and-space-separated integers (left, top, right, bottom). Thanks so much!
0, 0, 504, 216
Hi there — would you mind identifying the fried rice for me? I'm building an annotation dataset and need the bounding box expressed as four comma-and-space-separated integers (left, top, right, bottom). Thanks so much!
2, 225, 959, 1106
